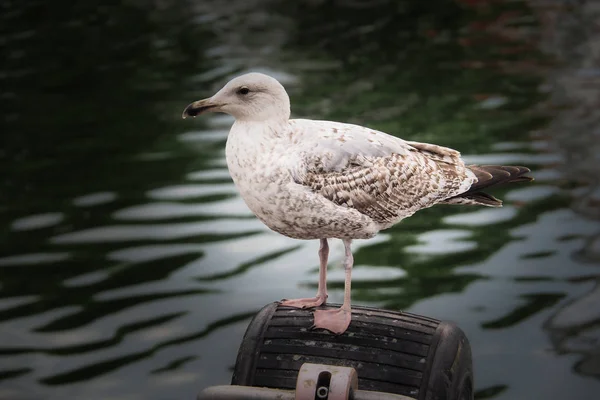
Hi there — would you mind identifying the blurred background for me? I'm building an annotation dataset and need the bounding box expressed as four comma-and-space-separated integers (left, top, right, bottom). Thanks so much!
1, 0, 600, 399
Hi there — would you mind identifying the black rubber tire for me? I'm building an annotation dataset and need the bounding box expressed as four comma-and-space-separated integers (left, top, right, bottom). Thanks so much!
231, 303, 473, 400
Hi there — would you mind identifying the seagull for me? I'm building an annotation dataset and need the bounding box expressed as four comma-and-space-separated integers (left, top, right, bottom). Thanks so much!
182, 72, 532, 334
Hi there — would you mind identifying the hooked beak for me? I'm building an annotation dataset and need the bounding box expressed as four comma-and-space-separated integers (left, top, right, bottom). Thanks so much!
182, 98, 221, 119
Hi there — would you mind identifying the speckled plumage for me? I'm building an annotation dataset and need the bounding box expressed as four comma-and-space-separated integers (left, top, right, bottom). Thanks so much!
182, 72, 532, 334
225, 117, 478, 240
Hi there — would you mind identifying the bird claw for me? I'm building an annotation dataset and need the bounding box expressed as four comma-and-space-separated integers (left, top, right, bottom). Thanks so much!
278, 295, 327, 309
279, 299, 310, 309
311, 308, 351, 335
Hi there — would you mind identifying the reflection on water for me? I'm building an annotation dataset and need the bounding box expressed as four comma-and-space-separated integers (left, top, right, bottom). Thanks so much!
11, 213, 65, 231
1, 0, 599, 399
534, 0, 600, 387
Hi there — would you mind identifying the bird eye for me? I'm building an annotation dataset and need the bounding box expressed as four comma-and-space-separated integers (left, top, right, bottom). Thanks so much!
237, 86, 250, 95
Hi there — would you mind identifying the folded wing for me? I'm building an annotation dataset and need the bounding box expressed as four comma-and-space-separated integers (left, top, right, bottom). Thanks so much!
287, 119, 475, 226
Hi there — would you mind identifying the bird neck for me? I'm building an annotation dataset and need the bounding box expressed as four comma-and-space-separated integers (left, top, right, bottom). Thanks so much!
232, 117, 288, 138
234, 108, 290, 124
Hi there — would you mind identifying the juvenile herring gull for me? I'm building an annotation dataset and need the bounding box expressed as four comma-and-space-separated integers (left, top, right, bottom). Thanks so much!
182, 72, 532, 334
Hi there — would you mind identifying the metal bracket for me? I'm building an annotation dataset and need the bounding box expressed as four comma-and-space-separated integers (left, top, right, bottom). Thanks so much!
295, 363, 358, 400
197, 362, 415, 400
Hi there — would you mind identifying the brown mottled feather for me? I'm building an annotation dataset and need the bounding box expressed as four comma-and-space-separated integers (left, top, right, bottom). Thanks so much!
301, 150, 473, 226
290, 120, 532, 226
301, 155, 533, 222
404, 141, 462, 164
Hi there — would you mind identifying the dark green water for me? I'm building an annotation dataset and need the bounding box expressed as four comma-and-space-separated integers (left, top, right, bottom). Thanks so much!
1, 1, 600, 399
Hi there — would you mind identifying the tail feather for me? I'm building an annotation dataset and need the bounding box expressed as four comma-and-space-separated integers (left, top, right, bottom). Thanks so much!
443, 165, 533, 207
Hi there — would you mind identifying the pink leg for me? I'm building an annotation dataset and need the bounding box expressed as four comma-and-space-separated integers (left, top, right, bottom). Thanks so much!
280, 239, 329, 309
312, 239, 353, 335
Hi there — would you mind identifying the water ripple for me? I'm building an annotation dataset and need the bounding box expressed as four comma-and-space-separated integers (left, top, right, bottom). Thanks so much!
108, 244, 204, 263
113, 200, 252, 220
405, 230, 477, 255
147, 184, 236, 200
11, 213, 64, 231
0, 253, 71, 266
443, 207, 518, 227
73, 192, 118, 207
50, 219, 263, 244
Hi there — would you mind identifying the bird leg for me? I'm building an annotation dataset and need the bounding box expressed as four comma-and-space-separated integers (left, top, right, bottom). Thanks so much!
280, 239, 329, 309
312, 239, 353, 335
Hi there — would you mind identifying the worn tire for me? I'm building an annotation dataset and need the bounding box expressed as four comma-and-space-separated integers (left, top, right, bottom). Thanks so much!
231, 302, 473, 400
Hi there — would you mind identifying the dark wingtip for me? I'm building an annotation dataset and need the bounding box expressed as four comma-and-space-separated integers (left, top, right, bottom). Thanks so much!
510, 176, 534, 183
466, 164, 534, 193
510, 166, 533, 182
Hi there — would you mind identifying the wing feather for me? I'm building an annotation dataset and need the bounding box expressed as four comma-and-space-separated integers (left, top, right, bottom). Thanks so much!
287, 119, 475, 225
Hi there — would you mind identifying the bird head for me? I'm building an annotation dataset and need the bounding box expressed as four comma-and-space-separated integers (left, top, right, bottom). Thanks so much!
182, 72, 291, 122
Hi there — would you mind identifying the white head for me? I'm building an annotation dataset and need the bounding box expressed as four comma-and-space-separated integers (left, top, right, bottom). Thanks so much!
182, 72, 291, 122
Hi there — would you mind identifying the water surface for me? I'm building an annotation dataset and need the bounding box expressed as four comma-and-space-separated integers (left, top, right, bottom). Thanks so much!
1, 1, 600, 399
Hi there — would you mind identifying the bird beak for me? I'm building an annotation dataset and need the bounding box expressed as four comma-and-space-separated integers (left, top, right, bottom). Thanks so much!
182, 98, 221, 119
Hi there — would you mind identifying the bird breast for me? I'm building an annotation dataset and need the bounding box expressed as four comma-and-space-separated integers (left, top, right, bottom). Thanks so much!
224, 123, 379, 240
225, 123, 291, 217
